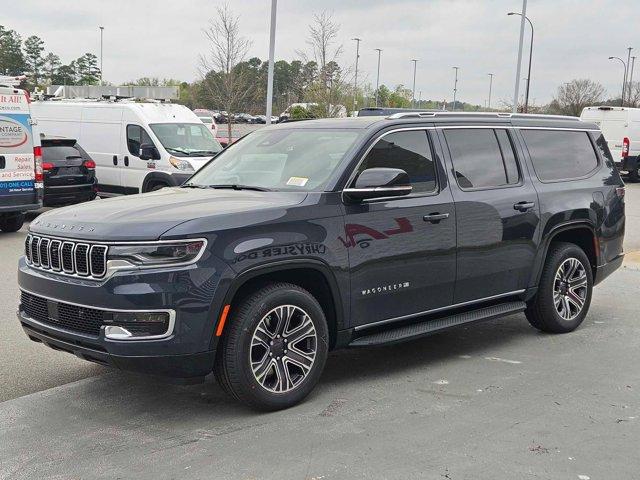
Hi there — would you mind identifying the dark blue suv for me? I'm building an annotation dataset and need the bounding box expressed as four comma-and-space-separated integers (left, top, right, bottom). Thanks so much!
18, 112, 625, 410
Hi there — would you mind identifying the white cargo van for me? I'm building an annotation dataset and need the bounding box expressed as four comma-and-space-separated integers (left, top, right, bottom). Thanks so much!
30, 101, 223, 195
0, 84, 42, 232
580, 106, 640, 180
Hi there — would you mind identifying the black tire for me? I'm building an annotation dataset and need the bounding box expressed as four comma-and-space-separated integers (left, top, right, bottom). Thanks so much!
525, 242, 593, 333
628, 166, 640, 183
0, 213, 25, 233
214, 282, 329, 411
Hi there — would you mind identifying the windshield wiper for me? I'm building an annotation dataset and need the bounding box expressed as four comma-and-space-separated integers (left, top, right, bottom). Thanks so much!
166, 147, 190, 154
208, 184, 272, 192
189, 150, 221, 156
181, 183, 207, 189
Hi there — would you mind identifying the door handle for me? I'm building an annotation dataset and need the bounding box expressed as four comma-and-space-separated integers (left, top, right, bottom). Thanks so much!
113, 155, 118, 166
423, 212, 450, 223
514, 201, 535, 212
124, 156, 129, 167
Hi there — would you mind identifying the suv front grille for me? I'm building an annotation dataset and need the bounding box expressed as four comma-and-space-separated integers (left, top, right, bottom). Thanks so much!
20, 291, 106, 336
25, 235, 108, 279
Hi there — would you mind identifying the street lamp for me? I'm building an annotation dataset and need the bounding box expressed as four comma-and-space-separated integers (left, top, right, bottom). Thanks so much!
452, 66, 459, 111
265, 0, 277, 125
352, 38, 361, 113
99, 26, 104, 85
626, 47, 633, 104
487, 73, 494, 110
508, 11, 533, 113
374, 48, 382, 107
609, 56, 627, 106
511, 0, 527, 113
630, 56, 637, 102
411, 59, 418, 108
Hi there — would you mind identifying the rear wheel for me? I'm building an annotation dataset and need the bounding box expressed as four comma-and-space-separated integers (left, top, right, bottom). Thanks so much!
0, 213, 25, 233
526, 242, 593, 333
214, 282, 329, 411
628, 166, 640, 182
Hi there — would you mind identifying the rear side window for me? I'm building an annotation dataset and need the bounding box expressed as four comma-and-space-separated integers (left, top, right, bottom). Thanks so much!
356, 130, 437, 194
522, 130, 599, 182
126, 125, 154, 157
444, 128, 520, 189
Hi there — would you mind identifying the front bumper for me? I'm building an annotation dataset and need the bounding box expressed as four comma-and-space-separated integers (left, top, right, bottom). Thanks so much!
17, 253, 232, 379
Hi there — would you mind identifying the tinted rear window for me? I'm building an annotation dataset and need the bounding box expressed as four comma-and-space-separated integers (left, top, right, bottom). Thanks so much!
522, 130, 599, 182
444, 128, 520, 189
42, 145, 83, 162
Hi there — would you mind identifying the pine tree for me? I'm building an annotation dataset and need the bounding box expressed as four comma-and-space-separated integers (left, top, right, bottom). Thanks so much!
23, 35, 45, 88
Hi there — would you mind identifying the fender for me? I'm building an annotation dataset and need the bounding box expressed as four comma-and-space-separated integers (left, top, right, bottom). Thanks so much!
209, 258, 347, 350
529, 220, 597, 289
141, 171, 190, 192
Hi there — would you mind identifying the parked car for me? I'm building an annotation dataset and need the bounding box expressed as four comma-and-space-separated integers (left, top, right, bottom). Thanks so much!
0, 84, 42, 232
580, 106, 640, 180
40, 136, 97, 206
18, 112, 625, 411
197, 115, 218, 137
31, 100, 223, 195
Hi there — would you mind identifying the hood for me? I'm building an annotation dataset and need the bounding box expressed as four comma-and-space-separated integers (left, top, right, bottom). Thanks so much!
29, 187, 308, 241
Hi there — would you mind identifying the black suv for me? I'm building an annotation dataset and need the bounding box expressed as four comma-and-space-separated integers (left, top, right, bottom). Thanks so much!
18, 112, 625, 410
40, 136, 97, 206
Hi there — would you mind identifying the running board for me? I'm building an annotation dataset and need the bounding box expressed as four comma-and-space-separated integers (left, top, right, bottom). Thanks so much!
349, 301, 526, 347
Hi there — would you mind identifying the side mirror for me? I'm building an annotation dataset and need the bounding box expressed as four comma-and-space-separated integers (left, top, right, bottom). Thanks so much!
343, 167, 412, 201
139, 143, 160, 161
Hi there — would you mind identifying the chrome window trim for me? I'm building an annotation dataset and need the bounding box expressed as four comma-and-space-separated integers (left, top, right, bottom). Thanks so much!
19, 288, 176, 341
354, 289, 526, 331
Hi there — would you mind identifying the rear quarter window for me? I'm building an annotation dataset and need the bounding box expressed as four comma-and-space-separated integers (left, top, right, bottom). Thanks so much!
521, 130, 599, 182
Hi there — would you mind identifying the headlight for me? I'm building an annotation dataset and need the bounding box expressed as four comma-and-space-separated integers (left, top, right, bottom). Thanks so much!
169, 156, 194, 171
107, 240, 206, 268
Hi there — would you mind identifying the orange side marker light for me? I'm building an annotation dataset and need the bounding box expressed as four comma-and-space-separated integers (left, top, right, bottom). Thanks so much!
216, 305, 231, 337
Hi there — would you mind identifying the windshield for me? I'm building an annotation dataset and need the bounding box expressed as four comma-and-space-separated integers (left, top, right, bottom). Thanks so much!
186, 128, 361, 191
149, 123, 222, 157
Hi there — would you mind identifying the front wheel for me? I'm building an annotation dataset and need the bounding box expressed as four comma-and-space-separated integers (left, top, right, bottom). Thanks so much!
214, 283, 329, 411
526, 242, 593, 333
0, 213, 25, 233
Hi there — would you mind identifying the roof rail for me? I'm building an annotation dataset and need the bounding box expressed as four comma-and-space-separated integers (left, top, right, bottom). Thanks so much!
387, 111, 437, 119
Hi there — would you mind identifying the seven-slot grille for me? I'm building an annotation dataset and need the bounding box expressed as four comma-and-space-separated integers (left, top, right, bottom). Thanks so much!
25, 235, 108, 278
20, 291, 106, 336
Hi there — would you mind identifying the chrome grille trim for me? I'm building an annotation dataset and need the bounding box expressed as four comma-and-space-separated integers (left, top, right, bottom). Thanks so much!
25, 235, 109, 280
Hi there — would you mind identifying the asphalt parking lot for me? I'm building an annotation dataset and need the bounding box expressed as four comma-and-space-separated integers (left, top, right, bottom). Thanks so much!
1, 184, 640, 479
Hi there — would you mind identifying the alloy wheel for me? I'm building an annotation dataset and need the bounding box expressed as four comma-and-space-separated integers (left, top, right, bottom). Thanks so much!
553, 257, 588, 321
249, 305, 318, 394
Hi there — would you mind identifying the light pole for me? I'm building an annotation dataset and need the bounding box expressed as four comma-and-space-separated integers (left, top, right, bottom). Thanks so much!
511, 0, 527, 113
626, 47, 633, 104
374, 48, 382, 107
452, 66, 459, 111
609, 56, 627, 106
265, 0, 277, 125
630, 56, 637, 104
411, 59, 418, 108
352, 38, 361, 113
508, 11, 533, 112
487, 73, 494, 110
99, 26, 104, 85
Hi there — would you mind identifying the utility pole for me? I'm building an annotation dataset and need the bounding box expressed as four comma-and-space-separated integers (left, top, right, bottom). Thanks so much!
99, 26, 104, 85
630, 56, 637, 105
487, 73, 494, 110
512, 0, 527, 113
411, 59, 418, 108
452, 67, 459, 111
374, 48, 382, 107
265, 0, 277, 125
352, 38, 361, 114
610, 56, 627, 106
626, 47, 633, 105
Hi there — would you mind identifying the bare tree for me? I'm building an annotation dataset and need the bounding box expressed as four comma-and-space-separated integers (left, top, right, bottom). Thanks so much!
628, 81, 640, 108
296, 11, 348, 116
199, 4, 252, 140
548, 79, 606, 116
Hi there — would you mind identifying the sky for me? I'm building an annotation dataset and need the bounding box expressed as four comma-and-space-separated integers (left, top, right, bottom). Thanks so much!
3, 0, 639, 107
